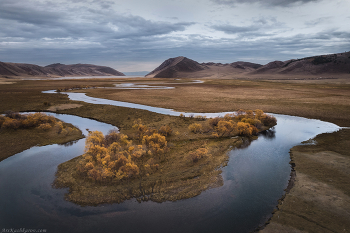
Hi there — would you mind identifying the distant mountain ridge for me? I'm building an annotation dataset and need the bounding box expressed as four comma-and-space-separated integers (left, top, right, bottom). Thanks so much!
146, 52, 350, 78
0, 62, 125, 77
253, 52, 350, 75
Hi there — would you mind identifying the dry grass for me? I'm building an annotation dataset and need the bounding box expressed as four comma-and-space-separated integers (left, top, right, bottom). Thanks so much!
1, 76, 350, 231
54, 137, 241, 205
81, 78, 350, 126
262, 129, 350, 233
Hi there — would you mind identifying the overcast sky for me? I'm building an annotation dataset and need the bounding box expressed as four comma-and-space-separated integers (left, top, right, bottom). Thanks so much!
0, 0, 349, 72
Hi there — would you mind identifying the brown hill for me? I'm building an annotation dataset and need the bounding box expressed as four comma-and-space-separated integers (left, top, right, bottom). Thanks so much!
146, 57, 206, 78
147, 57, 262, 79
0, 62, 125, 77
253, 52, 350, 75
230, 61, 263, 70
146, 52, 350, 79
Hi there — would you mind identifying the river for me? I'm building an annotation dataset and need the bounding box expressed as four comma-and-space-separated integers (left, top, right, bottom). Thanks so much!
0, 96, 340, 233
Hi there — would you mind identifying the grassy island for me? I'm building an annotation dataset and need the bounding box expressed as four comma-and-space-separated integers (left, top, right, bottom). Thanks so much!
0, 111, 84, 161
54, 109, 276, 205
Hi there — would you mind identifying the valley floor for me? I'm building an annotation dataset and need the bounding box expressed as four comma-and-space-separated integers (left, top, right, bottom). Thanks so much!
1, 75, 349, 232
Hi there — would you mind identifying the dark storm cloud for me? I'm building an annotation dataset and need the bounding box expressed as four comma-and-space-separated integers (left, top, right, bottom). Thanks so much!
0, 1, 61, 25
211, 0, 322, 7
0, 0, 195, 41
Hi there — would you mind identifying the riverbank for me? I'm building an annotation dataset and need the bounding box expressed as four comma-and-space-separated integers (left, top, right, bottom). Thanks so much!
0, 114, 84, 162
260, 128, 350, 233
1, 77, 349, 232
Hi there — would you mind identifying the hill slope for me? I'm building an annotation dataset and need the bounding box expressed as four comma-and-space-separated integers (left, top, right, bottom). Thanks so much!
146, 52, 350, 78
253, 52, 350, 75
0, 62, 125, 77
146, 57, 206, 78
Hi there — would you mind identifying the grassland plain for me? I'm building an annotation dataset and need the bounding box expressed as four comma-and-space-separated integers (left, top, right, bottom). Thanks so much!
1, 76, 350, 232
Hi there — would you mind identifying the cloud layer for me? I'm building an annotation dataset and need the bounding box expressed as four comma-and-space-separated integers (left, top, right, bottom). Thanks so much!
0, 0, 349, 71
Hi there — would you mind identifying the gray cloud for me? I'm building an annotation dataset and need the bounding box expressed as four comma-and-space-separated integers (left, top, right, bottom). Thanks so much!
0, 0, 348, 72
210, 17, 283, 38
211, 0, 322, 7
2, 28, 349, 70
304, 17, 332, 26
0, 0, 195, 42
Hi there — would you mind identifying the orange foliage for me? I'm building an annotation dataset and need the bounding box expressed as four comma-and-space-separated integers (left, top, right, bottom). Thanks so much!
142, 133, 168, 156
190, 148, 208, 163
1, 112, 57, 130
78, 129, 165, 182
216, 120, 236, 137
37, 123, 52, 131
188, 123, 202, 133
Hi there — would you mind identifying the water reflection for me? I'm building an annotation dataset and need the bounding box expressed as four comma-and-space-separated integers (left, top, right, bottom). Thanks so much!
0, 111, 340, 233
258, 128, 276, 140
60, 139, 81, 147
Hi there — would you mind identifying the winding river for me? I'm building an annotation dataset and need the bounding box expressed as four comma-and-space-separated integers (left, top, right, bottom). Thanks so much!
0, 91, 341, 233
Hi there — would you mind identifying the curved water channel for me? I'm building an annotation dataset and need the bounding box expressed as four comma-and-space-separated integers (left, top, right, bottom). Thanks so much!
0, 90, 341, 233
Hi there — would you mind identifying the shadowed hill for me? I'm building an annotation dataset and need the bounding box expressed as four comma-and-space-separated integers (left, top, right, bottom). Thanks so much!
146, 52, 350, 78
253, 52, 350, 75
0, 62, 125, 77
147, 57, 262, 79
146, 56, 206, 78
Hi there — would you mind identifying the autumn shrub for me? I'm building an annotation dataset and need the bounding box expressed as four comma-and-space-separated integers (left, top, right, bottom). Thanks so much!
188, 123, 202, 133
78, 130, 164, 183
158, 125, 172, 136
0, 116, 5, 128
1, 112, 60, 132
259, 114, 277, 127
241, 118, 263, 129
132, 119, 154, 141
236, 122, 259, 136
37, 123, 52, 131
1, 118, 21, 129
216, 120, 236, 137
4, 111, 23, 119
190, 148, 208, 163
208, 117, 221, 128
142, 133, 168, 156
54, 121, 64, 134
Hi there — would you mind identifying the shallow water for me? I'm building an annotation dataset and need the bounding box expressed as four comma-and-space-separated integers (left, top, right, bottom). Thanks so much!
0, 110, 340, 233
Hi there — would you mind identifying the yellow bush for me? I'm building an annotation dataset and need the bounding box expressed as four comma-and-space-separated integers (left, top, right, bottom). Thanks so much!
216, 120, 236, 137
190, 148, 208, 163
37, 123, 52, 131
142, 133, 168, 156
237, 122, 253, 136
188, 123, 202, 133
1, 118, 20, 129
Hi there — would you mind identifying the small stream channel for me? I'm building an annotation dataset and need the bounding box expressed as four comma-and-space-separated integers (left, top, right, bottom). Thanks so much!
0, 92, 340, 233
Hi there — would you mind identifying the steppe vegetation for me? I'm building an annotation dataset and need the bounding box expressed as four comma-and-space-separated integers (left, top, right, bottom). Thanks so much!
0, 111, 83, 161
55, 109, 276, 205
1, 76, 349, 231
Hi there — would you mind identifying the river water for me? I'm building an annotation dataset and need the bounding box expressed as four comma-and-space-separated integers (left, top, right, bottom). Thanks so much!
0, 103, 340, 233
